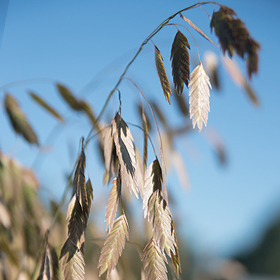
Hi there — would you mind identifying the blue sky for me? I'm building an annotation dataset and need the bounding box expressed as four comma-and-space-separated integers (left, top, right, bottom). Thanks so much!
1, 0, 280, 258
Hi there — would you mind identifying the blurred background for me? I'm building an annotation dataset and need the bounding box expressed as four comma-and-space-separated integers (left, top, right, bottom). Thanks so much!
1, 0, 280, 279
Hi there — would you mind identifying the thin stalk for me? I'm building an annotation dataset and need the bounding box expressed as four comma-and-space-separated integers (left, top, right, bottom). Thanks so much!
127, 122, 158, 160
122, 77, 169, 202
0, 78, 57, 93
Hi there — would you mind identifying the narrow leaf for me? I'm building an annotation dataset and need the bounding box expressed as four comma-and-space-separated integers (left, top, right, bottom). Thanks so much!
4, 93, 39, 145
112, 113, 139, 198
155, 45, 172, 104
173, 89, 189, 116
180, 13, 216, 45
142, 238, 168, 280
137, 104, 153, 132
244, 83, 258, 106
79, 100, 98, 128
150, 101, 168, 127
98, 214, 129, 278
222, 55, 258, 105
170, 31, 191, 94
105, 177, 121, 232
189, 63, 212, 132
56, 84, 100, 127
29, 92, 64, 122
56, 83, 82, 111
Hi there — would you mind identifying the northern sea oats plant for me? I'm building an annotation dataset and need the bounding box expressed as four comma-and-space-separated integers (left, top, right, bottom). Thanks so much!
0, 2, 259, 279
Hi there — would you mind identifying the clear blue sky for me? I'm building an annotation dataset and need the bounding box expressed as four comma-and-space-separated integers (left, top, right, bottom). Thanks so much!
1, 0, 280, 258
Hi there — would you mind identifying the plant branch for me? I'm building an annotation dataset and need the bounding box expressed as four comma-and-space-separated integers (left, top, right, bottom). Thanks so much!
84, 2, 219, 143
